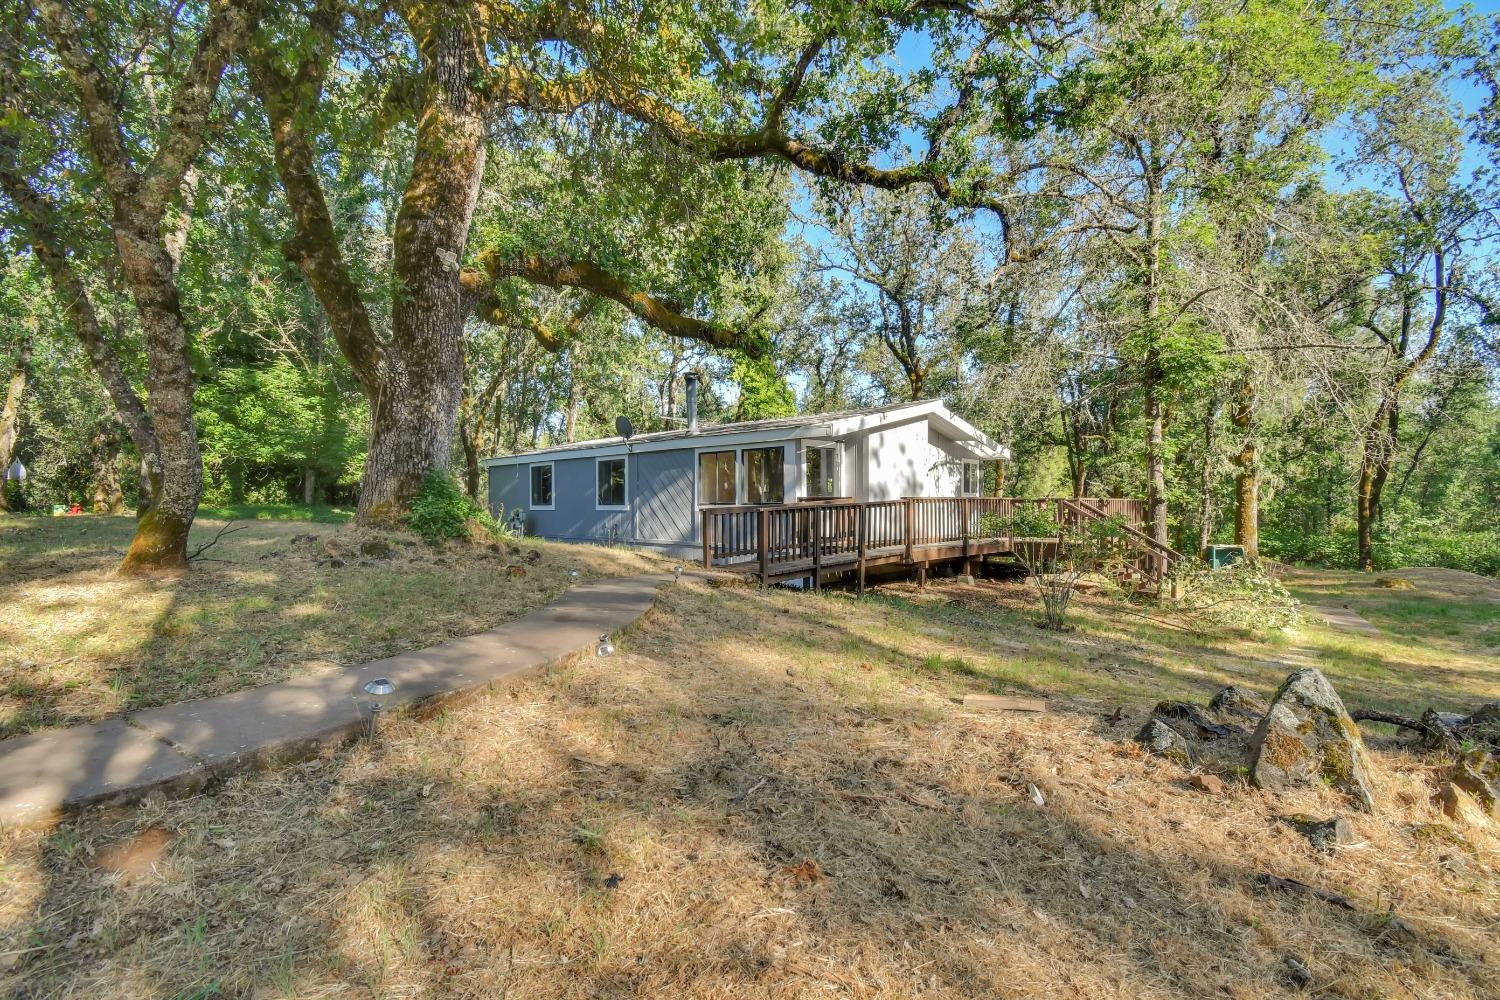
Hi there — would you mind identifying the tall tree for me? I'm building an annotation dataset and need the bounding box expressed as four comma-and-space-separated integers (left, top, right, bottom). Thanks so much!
2, 0, 251, 570
241, 0, 1101, 522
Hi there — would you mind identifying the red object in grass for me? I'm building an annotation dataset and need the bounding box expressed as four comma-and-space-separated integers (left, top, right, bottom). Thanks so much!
67, 504, 84, 515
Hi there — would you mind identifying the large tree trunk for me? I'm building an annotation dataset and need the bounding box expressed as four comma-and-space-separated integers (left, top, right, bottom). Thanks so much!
115, 223, 204, 573
1230, 376, 1258, 558
0, 330, 30, 511
251, 15, 486, 525
355, 31, 484, 521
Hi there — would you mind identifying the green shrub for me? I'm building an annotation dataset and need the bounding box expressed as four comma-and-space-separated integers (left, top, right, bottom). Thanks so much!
1173, 560, 1303, 632
405, 470, 499, 544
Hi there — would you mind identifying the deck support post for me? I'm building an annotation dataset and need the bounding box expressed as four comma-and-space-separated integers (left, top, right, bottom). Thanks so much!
917, 562, 927, 589
960, 497, 970, 563
856, 505, 867, 598
811, 508, 822, 592
757, 508, 769, 589
903, 500, 914, 564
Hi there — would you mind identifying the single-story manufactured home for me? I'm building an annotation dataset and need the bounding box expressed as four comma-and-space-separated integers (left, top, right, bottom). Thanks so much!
484, 389, 1010, 557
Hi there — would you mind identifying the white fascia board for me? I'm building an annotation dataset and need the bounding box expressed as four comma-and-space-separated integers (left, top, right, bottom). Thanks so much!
815, 400, 940, 438
482, 424, 813, 467
928, 407, 1011, 461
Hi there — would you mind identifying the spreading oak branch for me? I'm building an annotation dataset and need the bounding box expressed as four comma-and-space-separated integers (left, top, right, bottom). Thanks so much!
471, 256, 758, 354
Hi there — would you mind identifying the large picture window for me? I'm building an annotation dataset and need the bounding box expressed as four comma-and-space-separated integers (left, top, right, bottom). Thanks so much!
961, 460, 982, 496
596, 457, 627, 508
805, 445, 838, 498
745, 447, 785, 504
698, 450, 736, 505
529, 463, 554, 508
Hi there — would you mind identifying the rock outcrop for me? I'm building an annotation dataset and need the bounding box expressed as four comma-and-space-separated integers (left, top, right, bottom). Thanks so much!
1209, 685, 1269, 724
1249, 669, 1377, 812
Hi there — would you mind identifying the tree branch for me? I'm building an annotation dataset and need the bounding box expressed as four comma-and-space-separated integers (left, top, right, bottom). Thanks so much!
473, 256, 760, 355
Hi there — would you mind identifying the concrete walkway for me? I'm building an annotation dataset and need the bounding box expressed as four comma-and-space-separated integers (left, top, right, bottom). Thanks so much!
0, 573, 672, 827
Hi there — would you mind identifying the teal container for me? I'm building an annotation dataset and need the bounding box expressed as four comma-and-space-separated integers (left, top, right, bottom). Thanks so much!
1203, 544, 1246, 568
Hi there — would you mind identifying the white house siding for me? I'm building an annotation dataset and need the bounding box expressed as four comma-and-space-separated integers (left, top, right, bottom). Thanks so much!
853, 417, 972, 500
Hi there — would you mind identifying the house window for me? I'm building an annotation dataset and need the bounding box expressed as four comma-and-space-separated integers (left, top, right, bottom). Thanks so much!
805, 445, 838, 498
698, 450, 736, 505
530, 463, 554, 508
961, 460, 982, 497
745, 446, 784, 504
596, 457, 627, 509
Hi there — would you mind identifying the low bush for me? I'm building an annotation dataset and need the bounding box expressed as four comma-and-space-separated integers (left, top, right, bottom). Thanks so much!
405, 471, 501, 544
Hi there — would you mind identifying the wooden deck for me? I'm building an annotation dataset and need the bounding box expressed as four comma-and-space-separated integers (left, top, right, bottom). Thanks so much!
701, 496, 1178, 593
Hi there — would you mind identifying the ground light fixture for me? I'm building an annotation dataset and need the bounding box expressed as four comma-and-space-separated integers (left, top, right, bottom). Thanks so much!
673, 564, 684, 579
596, 634, 615, 657
362, 677, 396, 739
568, 568, 580, 579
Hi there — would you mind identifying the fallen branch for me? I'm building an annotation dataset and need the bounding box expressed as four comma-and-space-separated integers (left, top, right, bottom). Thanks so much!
1351, 708, 1458, 751
1104, 603, 1196, 633
187, 520, 248, 562
1254, 872, 1357, 911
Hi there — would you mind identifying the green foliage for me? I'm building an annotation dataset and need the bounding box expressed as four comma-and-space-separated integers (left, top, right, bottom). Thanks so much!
196, 361, 365, 506
1264, 523, 1500, 578
729, 352, 796, 420
1173, 561, 1303, 632
1002, 504, 1061, 539
405, 471, 499, 545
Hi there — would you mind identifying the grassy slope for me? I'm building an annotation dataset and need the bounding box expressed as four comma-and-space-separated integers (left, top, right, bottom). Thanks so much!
0, 563, 1495, 997
0, 514, 667, 736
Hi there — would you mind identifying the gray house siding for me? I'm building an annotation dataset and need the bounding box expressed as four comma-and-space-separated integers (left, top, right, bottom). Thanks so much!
633, 449, 697, 545
487, 449, 699, 553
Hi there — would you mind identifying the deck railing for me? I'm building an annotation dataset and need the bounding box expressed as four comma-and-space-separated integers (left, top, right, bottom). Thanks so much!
701, 496, 1173, 588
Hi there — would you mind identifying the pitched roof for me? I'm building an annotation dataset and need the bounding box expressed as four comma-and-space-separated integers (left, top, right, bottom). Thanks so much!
482, 398, 1008, 465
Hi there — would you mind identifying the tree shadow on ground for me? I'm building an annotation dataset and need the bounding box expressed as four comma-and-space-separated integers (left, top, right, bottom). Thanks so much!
2, 579, 1494, 998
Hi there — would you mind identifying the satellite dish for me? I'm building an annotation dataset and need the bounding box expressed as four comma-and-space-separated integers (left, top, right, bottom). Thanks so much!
615, 415, 635, 441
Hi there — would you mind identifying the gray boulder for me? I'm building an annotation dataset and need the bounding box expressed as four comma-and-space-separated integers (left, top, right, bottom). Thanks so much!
1249, 669, 1377, 812
1136, 718, 1194, 766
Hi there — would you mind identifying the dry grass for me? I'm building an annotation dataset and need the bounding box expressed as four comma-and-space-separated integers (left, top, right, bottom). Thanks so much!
0, 514, 668, 736
0, 572, 1495, 998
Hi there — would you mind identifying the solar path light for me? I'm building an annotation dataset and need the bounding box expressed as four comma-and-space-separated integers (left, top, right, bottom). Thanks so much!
596, 634, 615, 658
362, 677, 395, 739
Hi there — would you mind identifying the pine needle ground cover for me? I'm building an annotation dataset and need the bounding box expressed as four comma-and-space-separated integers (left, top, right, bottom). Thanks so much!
1, 569, 1495, 998
0, 514, 667, 737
